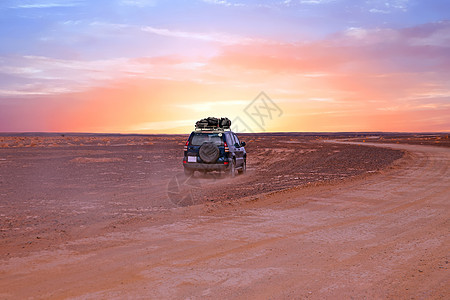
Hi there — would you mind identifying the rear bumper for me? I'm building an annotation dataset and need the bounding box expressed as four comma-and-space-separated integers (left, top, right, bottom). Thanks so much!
183, 162, 229, 171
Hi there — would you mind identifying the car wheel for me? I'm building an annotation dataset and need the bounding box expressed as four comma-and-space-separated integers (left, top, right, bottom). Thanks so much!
199, 142, 220, 163
238, 159, 246, 174
228, 159, 236, 177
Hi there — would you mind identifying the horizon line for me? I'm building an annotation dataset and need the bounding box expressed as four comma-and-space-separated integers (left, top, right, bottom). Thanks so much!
0, 131, 449, 136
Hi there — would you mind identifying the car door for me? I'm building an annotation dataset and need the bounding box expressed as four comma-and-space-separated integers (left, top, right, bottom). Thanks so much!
225, 133, 237, 164
232, 133, 244, 167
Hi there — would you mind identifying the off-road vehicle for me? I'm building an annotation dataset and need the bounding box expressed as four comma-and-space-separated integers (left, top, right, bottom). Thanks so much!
183, 117, 246, 177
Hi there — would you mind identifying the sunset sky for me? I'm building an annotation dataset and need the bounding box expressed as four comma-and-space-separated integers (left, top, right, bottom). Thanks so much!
0, 0, 449, 133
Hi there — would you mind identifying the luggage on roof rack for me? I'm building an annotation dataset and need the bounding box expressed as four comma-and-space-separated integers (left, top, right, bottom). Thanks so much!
195, 117, 231, 130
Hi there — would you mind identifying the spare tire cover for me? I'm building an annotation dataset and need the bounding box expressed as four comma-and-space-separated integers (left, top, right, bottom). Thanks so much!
199, 142, 220, 163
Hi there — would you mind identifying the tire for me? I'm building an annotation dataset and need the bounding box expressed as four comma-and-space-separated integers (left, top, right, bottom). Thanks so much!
184, 167, 194, 177
199, 142, 220, 163
238, 159, 246, 174
227, 159, 236, 177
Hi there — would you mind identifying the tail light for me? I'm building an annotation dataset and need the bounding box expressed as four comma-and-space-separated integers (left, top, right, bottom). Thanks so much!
224, 142, 229, 152
184, 140, 188, 151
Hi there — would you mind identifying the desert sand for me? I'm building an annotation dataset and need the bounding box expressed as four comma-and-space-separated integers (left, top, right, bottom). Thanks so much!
0, 134, 448, 299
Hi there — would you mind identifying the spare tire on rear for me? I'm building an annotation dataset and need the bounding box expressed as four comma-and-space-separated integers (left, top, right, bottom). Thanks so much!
199, 142, 220, 163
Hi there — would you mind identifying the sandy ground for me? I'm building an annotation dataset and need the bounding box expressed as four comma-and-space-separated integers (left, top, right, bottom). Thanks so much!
343, 133, 450, 148
0, 135, 402, 255
0, 137, 449, 299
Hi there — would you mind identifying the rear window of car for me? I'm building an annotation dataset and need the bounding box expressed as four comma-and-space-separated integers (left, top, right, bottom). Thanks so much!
190, 133, 224, 146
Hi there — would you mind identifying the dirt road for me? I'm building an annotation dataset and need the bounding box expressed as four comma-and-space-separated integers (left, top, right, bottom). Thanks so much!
1, 142, 448, 299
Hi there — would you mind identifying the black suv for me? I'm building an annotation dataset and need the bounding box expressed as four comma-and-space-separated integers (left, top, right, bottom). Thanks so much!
183, 118, 246, 177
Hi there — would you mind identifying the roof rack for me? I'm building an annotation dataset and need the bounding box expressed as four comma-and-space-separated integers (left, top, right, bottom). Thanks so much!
194, 126, 230, 132
194, 117, 231, 131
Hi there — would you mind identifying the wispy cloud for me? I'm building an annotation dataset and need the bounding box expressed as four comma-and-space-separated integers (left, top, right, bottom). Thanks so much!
10, 1, 84, 9
119, 0, 157, 7
408, 22, 450, 47
140, 25, 260, 45
0, 54, 211, 96
366, 0, 410, 14
202, 0, 336, 9
87, 21, 268, 45
299, 0, 336, 4
201, 0, 246, 7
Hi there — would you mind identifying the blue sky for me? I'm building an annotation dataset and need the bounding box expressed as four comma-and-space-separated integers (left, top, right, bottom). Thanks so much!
2, 0, 448, 59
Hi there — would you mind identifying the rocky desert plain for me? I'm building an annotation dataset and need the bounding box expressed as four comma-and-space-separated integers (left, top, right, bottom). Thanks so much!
0, 133, 449, 299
